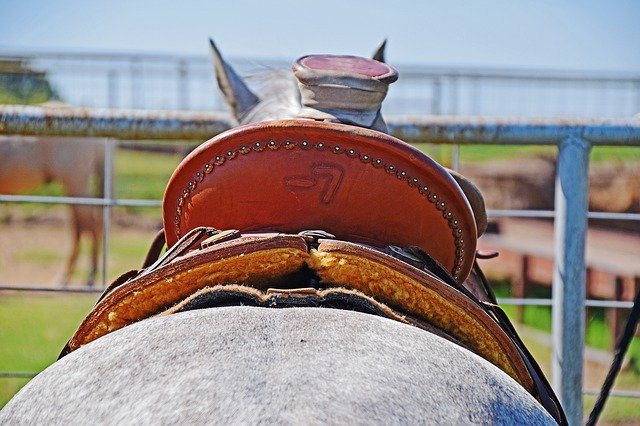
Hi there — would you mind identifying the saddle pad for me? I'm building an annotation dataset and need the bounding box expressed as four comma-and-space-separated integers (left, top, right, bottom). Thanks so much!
162, 120, 477, 282
162, 285, 411, 324
162, 284, 472, 349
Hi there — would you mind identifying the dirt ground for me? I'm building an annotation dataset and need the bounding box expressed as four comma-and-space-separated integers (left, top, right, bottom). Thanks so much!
0, 212, 159, 286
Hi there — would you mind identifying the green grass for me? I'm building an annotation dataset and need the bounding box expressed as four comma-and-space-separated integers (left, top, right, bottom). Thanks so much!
105, 225, 163, 275
519, 335, 640, 423
0, 83, 57, 106
110, 148, 184, 221
16, 248, 63, 264
412, 144, 552, 167
590, 146, 640, 163
115, 148, 183, 201
583, 394, 640, 424
414, 143, 640, 167
0, 91, 52, 105
0, 292, 96, 406
489, 282, 640, 423
26, 182, 66, 197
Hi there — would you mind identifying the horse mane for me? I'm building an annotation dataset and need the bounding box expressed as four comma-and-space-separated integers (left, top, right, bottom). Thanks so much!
240, 68, 301, 124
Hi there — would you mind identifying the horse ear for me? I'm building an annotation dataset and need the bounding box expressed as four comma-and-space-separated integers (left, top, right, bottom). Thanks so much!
209, 38, 259, 121
372, 39, 387, 63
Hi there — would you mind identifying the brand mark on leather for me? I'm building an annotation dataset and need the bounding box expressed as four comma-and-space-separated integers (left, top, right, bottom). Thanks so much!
284, 163, 344, 204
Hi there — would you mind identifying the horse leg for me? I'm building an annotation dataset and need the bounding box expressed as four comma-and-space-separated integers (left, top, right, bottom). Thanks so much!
87, 208, 103, 287
59, 206, 82, 286
72, 204, 102, 287
56, 143, 106, 286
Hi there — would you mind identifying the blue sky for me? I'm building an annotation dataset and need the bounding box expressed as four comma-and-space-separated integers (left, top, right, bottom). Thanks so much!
1, 0, 639, 71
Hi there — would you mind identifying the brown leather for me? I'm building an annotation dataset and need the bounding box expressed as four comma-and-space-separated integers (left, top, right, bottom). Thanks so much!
163, 120, 477, 282
448, 169, 488, 237
61, 232, 309, 354
307, 239, 532, 389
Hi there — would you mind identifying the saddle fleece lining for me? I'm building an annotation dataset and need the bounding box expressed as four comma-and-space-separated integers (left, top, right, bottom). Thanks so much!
307, 248, 532, 390
75, 247, 308, 348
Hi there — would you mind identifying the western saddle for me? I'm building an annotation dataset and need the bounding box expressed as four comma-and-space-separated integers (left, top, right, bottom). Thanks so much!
61, 55, 566, 425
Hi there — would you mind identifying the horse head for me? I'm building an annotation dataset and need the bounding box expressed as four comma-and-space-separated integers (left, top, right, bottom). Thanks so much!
210, 38, 391, 130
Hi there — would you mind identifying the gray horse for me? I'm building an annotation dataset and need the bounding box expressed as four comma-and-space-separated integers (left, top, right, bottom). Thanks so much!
0, 42, 560, 425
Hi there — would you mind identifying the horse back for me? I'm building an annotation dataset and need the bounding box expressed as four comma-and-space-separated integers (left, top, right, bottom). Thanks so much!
1, 307, 556, 425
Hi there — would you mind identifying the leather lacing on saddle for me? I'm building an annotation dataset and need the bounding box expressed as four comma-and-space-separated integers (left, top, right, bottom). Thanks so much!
60, 226, 566, 425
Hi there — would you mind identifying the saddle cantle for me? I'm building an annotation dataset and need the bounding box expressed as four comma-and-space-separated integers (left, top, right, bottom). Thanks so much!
63, 229, 520, 381
163, 119, 477, 282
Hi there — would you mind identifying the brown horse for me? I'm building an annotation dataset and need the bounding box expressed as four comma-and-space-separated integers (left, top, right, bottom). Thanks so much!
0, 133, 105, 285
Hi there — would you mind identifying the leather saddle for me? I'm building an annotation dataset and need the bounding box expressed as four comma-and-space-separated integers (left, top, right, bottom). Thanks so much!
61, 56, 566, 424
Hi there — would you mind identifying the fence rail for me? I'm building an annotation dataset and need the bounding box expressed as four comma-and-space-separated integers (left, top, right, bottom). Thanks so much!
1, 105, 639, 424
2, 105, 640, 143
2, 50, 640, 117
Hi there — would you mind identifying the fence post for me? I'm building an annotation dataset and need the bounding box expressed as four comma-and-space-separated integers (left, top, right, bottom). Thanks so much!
431, 78, 442, 115
101, 138, 114, 288
552, 135, 591, 425
449, 74, 459, 115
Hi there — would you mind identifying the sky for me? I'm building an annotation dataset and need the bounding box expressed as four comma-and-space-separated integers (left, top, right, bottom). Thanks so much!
1, 0, 639, 72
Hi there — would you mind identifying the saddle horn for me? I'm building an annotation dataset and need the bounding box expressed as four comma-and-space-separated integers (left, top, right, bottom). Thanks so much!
292, 55, 398, 133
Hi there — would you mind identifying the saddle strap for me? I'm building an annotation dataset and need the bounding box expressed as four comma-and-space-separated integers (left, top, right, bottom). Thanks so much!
139, 227, 219, 277
94, 227, 221, 305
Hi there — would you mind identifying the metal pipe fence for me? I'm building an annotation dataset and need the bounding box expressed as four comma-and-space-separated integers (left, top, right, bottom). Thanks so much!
2, 50, 640, 118
1, 105, 639, 424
